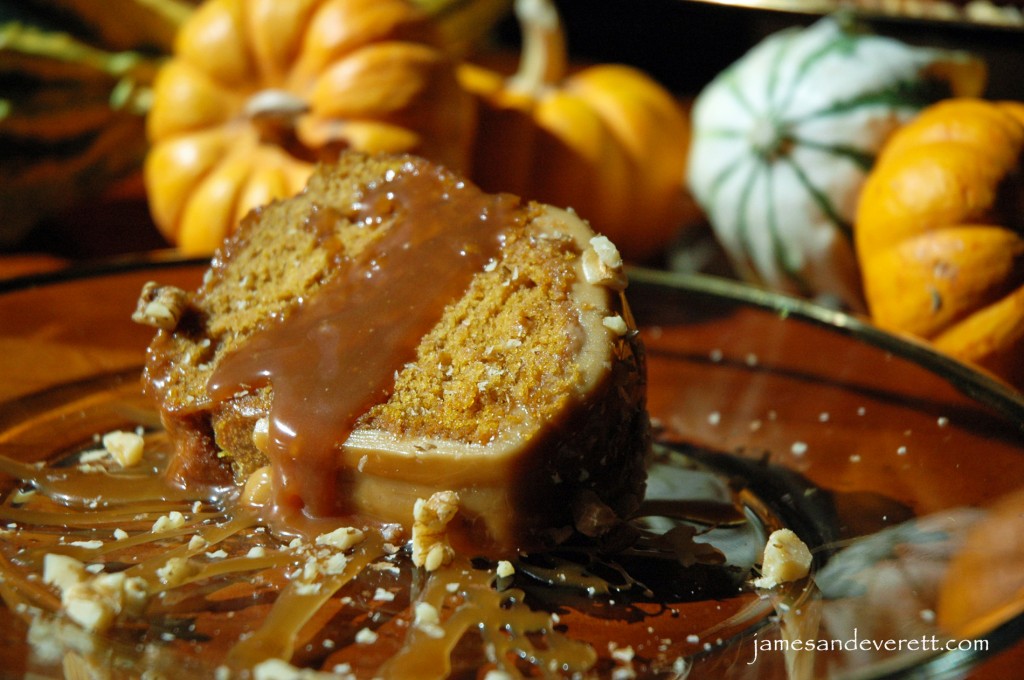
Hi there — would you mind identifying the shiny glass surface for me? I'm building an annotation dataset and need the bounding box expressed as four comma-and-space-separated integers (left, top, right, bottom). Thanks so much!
0, 260, 1021, 678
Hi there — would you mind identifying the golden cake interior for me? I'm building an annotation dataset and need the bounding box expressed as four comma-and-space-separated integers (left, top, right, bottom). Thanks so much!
144, 152, 648, 556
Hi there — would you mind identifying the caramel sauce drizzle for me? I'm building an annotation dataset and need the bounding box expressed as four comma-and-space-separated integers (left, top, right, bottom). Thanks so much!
0, 438, 610, 678
227, 533, 385, 670
0, 453, 197, 505
380, 561, 597, 678
0, 402, 764, 679
0, 436, 762, 679
207, 160, 524, 525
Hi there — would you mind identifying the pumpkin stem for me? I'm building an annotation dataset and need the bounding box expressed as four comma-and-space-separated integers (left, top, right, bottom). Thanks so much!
507, 0, 567, 94
749, 117, 791, 162
243, 89, 317, 159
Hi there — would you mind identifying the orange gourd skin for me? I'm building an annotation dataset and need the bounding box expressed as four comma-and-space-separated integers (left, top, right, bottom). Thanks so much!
856, 99, 1024, 388
458, 1, 694, 263
145, 0, 476, 254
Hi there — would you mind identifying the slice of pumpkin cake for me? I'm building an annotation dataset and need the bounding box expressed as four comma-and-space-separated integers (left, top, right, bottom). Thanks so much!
138, 151, 648, 556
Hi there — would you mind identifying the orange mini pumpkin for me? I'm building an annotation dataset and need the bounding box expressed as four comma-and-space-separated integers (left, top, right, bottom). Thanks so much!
459, 0, 695, 262
145, 0, 476, 254
856, 98, 1024, 387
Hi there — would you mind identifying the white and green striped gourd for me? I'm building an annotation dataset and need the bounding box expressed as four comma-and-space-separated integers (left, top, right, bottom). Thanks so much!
687, 16, 985, 310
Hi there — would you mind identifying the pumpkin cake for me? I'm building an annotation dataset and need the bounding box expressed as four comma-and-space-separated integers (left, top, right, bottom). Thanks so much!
139, 151, 648, 556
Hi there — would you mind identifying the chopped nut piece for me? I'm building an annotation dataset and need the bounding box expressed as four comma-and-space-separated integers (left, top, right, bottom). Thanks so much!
156, 556, 195, 587
323, 553, 349, 575
373, 587, 396, 602
413, 601, 446, 638
294, 582, 322, 595
411, 491, 459, 572
610, 643, 635, 662
132, 281, 189, 330
152, 511, 185, 533
603, 314, 629, 336
242, 466, 273, 506
414, 601, 440, 626
354, 627, 378, 645
44, 554, 149, 633
252, 417, 270, 454
43, 554, 87, 592
753, 528, 812, 589
496, 560, 515, 579
483, 671, 515, 680
582, 236, 628, 291
101, 430, 145, 468
315, 527, 365, 551
253, 658, 341, 680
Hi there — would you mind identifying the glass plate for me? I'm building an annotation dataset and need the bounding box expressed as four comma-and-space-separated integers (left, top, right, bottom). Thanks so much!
0, 259, 1022, 679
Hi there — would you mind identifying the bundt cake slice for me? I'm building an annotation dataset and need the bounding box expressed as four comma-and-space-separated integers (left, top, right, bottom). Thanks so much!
140, 151, 648, 555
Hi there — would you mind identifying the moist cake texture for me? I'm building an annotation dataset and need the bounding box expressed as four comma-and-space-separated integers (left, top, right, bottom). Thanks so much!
141, 151, 648, 555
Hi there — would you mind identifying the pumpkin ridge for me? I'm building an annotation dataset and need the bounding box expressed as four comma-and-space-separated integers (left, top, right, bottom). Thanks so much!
791, 136, 874, 172
703, 148, 753, 210
248, 1, 321, 88
235, 0, 266, 92
734, 156, 766, 282
764, 24, 797, 113
932, 284, 1024, 379
722, 71, 758, 121
763, 167, 813, 294
791, 77, 958, 125
781, 153, 853, 241
775, 28, 858, 117
180, 144, 255, 253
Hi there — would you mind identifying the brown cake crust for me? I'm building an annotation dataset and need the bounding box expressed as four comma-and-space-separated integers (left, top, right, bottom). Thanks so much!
142, 151, 648, 553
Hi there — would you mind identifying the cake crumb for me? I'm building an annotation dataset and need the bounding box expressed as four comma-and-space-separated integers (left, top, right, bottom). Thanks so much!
753, 529, 812, 589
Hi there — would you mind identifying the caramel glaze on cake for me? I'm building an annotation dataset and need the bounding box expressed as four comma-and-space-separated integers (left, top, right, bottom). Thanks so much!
142, 151, 648, 557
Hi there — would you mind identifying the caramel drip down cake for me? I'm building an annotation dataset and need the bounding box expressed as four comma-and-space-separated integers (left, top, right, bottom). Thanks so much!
140, 151, 649, 556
